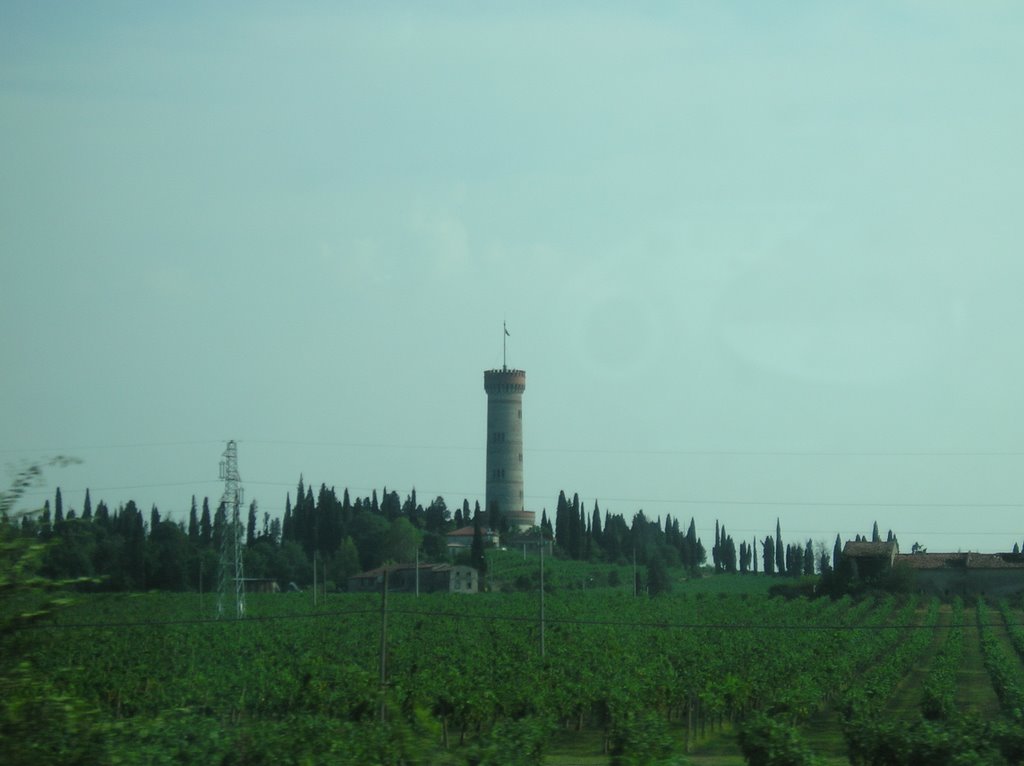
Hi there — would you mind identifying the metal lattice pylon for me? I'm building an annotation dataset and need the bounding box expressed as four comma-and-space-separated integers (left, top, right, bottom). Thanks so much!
216, 440, 245, 619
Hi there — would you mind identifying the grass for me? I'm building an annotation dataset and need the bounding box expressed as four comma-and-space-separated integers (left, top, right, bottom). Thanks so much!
955, 619, 1003, 718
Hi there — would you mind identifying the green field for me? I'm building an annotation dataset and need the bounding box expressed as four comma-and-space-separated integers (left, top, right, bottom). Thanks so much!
4, 575, 1024, 765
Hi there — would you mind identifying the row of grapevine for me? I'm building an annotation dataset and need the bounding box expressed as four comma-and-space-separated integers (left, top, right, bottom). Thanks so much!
919, 597, 964, 720
978, 599, 1024, 719
12, 590, 1023, 764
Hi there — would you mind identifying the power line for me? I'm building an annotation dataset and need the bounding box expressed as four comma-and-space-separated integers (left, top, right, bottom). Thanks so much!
0, 440, 223, 454
6, 438, 1024, 458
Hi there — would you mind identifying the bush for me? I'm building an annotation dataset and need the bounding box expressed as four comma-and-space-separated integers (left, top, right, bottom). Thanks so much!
737, 713, 818, 766
608, 710, 677, 765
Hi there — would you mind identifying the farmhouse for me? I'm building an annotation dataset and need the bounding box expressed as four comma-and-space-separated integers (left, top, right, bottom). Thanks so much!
242, 578, 281, 594
842, 540, 898, 579
895, 551, 1024, 598
347, 563, 479, 594
445, 525, 500, 551
842, 540, 1024, 597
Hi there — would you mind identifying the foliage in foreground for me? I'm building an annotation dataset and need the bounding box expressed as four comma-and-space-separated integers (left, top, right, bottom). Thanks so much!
737, 713, 819, 766
843, 713, 1024, 766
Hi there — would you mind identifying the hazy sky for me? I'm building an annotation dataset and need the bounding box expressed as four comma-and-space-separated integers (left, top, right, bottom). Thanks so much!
3, 3, 1023, 554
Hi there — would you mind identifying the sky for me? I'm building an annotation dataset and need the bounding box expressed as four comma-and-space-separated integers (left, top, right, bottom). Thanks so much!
2, 2, 1023, 554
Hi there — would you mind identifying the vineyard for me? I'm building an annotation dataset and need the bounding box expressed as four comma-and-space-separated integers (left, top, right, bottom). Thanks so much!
4, 581, 1024, 765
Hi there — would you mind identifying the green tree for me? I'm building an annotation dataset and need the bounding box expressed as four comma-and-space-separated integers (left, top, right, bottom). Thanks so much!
471, 510, 486, 575
775, 519, 785, 575
212, 502, 226, 552
424, 496, 448, 533
187, 496, 199, 543
148, 520, 189, 590
763, 536, 775, 575
41, 518, 96, 580
333, 536, 361, 587
350, 511, 390, 570
246, 500, 257, 547
646, 554, 671, 596
199, 498, 212, 548
383, 518, 421, 563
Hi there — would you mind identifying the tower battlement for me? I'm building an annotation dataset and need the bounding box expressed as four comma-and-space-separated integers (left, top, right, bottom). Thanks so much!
484, 368, 526, 394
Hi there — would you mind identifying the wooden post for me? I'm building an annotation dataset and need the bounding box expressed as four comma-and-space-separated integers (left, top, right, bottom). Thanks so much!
379, 568, 389, 722
540, 538, 546, 659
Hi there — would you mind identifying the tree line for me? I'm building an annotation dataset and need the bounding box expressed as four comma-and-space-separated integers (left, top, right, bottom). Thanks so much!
9, 478, 903, 593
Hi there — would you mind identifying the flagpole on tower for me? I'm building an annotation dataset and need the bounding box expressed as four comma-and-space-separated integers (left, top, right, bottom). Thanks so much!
503, 321, 510, 371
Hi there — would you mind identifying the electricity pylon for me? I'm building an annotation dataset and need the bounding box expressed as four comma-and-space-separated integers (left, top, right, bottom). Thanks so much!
216, 440, 245, 619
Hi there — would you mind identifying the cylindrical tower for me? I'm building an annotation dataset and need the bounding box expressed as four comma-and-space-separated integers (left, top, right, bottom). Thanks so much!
484, 367, 533, 530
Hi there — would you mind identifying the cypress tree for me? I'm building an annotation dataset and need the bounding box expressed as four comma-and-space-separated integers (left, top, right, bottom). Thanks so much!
188, 496, 199, 542
470, 508, 486, 575
833, 534, 843, 570
567, 493, 582, 559
303, 486, 316, 554
555, 491, 569, 551
213, 502, 226, 552
341, 488, 353, 532
247, 500, 257, 547
723, 533, 737, 573
282, 493, 292, 542
54, 488, 64, 524
200, 498, 213, 547
488, 499, 504, 534
713, 520, 721, 572
775, 519, 785, 575
82, 488, 92, 520
763, 536, 775, 575
871, 521, 881, 543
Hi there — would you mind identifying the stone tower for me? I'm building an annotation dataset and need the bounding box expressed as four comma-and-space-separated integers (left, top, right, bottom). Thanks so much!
484, 365, 534, 531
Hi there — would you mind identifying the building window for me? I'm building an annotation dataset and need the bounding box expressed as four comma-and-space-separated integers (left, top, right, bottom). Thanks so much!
518, 409, 522, 419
